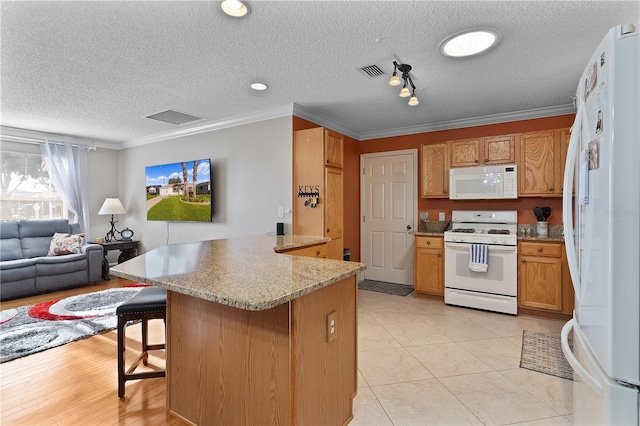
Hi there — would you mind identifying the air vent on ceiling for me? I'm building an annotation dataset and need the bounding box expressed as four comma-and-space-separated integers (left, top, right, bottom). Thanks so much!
360, 64, 385, 78
145, 109, 203, 125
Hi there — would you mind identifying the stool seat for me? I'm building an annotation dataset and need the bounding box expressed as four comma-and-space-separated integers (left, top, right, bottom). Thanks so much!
117, 285, 167, 398
116, 286, 167, 315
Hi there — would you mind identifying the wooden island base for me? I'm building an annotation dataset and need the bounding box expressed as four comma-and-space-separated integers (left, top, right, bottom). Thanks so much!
166, 275, 358, 425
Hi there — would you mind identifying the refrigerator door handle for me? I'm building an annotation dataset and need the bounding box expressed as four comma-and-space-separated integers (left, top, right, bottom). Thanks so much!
563, 100, 587, 302
561, 318, 604, 398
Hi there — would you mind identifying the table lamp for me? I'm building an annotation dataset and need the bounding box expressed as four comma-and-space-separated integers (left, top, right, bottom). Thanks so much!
98, 198, 126, 242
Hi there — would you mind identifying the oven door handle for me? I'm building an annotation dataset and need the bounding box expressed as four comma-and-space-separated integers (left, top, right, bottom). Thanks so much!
445, 242, 517, 253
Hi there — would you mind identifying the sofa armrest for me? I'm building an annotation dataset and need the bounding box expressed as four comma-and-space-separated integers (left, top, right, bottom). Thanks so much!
83, 243, 104, 282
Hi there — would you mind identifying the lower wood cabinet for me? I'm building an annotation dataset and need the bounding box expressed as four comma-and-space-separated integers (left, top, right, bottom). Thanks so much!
281, 243, 328, 258
414, 236, 444, 297
518, 241, 574, 317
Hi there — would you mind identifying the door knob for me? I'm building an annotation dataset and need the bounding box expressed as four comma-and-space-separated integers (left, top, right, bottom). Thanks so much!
406, 225, 412, 230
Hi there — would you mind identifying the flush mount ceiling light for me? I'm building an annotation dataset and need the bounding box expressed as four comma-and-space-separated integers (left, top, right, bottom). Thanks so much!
388, 61, 419, 106
440, 27, 502, 57
250, 82, 267, 91
221, 0, 248, 17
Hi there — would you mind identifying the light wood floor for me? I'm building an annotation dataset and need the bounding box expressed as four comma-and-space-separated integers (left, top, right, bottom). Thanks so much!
0, 278, 189, 425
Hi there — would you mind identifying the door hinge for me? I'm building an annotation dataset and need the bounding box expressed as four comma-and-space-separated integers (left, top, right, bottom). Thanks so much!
362, 215, 365, 223
362, 167, 365, 175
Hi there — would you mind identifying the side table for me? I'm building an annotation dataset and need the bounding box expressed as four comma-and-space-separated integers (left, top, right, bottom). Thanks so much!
96, 240, 140, 280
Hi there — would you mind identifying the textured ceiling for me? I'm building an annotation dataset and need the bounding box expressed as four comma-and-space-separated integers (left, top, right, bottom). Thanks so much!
1, 1, 638, 148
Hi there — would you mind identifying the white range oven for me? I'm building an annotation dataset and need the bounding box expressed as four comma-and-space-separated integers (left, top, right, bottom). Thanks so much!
443, 210, 518, 315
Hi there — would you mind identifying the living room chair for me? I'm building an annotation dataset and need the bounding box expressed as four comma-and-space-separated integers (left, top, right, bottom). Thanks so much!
116, 285, 167, 398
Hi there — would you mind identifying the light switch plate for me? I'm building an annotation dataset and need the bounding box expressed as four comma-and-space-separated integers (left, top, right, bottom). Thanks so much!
439, 212, 445, 221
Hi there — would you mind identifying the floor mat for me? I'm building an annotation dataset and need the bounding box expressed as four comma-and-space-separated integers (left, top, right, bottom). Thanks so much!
520, 329, 573, 381
358, 279, 414, 296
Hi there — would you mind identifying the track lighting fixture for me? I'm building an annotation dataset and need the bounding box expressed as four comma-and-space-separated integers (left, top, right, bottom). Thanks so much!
388, 61, 418, 106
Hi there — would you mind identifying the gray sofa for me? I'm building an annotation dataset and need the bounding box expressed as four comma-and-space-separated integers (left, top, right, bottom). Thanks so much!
0, 219, 103, 301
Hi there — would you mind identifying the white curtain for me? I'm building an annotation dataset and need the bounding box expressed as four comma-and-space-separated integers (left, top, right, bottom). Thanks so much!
40, 140, 90, 234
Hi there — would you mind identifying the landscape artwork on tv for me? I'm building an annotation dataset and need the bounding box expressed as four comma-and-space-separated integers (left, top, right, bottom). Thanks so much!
145, 159, 212, 222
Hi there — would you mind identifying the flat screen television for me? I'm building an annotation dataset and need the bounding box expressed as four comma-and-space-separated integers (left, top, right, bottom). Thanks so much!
145, 158, 212, 222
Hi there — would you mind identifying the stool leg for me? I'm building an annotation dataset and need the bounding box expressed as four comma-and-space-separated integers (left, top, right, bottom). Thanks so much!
141, 319, 149, 365
117, 316, 126, 398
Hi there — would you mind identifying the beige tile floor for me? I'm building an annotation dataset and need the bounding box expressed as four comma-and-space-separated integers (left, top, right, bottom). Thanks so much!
351, 289, 574, 426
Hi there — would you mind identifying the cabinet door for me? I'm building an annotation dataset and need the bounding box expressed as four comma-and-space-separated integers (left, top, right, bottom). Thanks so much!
325, 167, 343, 240
450, 139, 481, 168
414, 246, 443, 295
326, 238, 343, 261
520, 131, 557, 196
324, 129, 344, 169
483, 135, 516, 165
519, 255, 562, 311
421, 143, 449, 198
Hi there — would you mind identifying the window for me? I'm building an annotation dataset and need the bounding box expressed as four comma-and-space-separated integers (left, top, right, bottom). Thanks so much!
0, 151, 67, 220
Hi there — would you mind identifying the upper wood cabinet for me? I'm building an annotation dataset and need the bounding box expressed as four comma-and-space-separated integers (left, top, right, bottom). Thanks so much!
324, 129, 343, 169
450, 135, 516, 168
519, 129, 569, 197
421, 143, 449, 198
293, 127, 344, 260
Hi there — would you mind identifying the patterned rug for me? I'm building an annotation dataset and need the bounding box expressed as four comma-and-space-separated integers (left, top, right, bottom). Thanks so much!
358, 279, 414, 296
520, 329, 574, 381
0, 285, 147, 363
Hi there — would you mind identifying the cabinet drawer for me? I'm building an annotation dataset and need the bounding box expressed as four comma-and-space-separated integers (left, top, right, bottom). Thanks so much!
519, 242, 562, 257
282, 243, 328, 258
415, 236, 443, 249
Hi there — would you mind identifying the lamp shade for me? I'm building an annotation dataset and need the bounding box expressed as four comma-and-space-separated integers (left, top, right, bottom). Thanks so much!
98, 198, 126, 215
399, 87, 411, 97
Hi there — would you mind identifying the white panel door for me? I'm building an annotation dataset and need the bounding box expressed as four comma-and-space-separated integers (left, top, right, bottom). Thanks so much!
361, 150, 416, 284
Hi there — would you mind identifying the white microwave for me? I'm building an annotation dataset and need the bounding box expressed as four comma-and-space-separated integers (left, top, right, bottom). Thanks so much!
449, 164, 518, 200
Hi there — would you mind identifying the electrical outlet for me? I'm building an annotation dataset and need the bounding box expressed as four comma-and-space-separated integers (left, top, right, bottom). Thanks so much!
439, 212, 445, 221
278, 206, 284, 218
327, 311, 337, 343
419, 211, 429, 220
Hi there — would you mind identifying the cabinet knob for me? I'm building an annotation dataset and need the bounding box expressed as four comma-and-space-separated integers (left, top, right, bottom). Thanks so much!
521, 259, 526, 263
326, 159, 330, 164
426, 240, 431, 245
484, 158, 488, 163
438, 252, 442, 257
316, 250, 321, 256
326, 228, 330, 233
538, 247, 543, 253
548, 187, 554, 191
474, 159, 479, 163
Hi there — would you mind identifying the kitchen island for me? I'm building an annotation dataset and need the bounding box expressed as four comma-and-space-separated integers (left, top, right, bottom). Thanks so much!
111, 235, 365, 425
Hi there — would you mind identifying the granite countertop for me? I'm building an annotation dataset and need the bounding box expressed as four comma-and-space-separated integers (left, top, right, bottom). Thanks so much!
110, 235, 365, 312
413, 231, 445, 237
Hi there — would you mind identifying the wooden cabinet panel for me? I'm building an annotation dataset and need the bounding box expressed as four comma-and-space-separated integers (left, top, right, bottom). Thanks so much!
324, 129, 343, 169
414, 236, 444, 296
421, 143, 449, 198
519, 254, 562, 311
484, 135, 516, 165
520, 130, 558, 196
519, 242, 563, 257
557, 128, 572, 195
450, 139, 481, 167
293, 127, 344, 260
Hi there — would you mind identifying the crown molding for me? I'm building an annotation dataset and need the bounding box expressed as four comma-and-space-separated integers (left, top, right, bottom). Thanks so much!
358, 104, 576, 140
122, 104, 296, 149
291, 104, 361, 140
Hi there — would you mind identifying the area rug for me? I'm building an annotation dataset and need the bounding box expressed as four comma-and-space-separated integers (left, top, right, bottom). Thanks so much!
520, 329, 574, 381
0, 285, 148, 363
358, 279, 414, 296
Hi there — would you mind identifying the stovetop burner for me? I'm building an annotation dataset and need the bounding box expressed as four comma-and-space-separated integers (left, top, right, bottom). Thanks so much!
488, 229, 510, 235
450, 228, 476, 233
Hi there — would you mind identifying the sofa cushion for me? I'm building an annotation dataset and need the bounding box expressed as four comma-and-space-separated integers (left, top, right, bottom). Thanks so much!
0, 259, 36, 283
48, 232, 86, 256
36, 254, 87, 275
19, 219, 72, 258
0, 258, 37, 270
0, 221, 23, 261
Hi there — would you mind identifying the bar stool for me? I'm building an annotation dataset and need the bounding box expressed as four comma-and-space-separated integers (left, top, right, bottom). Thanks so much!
116, 285, 167, 398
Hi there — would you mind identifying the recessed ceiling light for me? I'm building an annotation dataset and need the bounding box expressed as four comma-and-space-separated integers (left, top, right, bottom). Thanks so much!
251, 82, 267, 91
221, 0, 248, 17
440, 27, 502, 57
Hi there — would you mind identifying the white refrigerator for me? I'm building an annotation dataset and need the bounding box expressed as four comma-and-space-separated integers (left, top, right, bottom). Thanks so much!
561, 23, 640, 424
